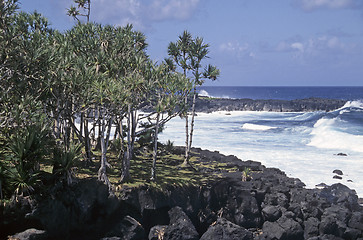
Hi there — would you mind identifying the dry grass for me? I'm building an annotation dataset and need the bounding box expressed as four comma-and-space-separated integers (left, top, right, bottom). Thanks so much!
68, 146, 239, 191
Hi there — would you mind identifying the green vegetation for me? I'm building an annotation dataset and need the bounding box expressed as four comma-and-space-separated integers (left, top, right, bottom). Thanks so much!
242, 167, 252, 182
0, 0, 220, 201
167, 31, 220, 167
72, 146, 236, 191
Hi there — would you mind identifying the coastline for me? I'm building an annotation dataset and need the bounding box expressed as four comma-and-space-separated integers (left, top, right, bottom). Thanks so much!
3, 147, 363, 239
159, 98, 363, 198
194, 96, 347, 113
2, 98, 363, 239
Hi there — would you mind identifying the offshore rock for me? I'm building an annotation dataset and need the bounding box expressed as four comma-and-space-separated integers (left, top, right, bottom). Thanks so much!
333, 169, 343, 175
194, 97, 346, 112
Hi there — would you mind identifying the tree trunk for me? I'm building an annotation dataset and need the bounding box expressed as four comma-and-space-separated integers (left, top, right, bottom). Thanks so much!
105, 116, 113, 150
187, 87, 197, 159
117, 116, 124, 161
0, 180, 3, 200
95, 107, 102, 150
130, 109, 137, 157
98, 116, 111, 189
70, 96, 76, 143
151, 112, 160, 181
54, 99, 61, 139
91, 106, 97, 148
183, 94, 190, 166
84, 110, 92, 164
80, 111, 84, 139
113, 118, 119, 142
121, 105, 132, 182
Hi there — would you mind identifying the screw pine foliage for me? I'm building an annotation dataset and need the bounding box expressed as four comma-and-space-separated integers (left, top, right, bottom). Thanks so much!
0, 0, 218, 197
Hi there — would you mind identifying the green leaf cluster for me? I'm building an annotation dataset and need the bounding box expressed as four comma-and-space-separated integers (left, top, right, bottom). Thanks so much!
0, 0, 219, 197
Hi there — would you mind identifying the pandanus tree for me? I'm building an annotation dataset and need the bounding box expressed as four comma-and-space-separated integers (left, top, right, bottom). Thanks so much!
120, 59, 150, 183
67, 0, 91, 23
148, 62, 191, 181
91, 24, 150, 184
186, 38, 220, 165
0, 5, 54, 134
48, 23, 97, 159
0, 1, 56, 197
167, 31, 193, 165
168, 31, 220, 166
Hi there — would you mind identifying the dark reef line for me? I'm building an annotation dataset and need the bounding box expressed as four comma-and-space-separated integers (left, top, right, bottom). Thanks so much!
194, 97, 346, 112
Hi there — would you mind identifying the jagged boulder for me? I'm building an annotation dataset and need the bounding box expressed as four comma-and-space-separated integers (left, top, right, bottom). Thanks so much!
105, 215, 146, 240
8, 228, 48, 240
304, 217, 320, 239
148, 225, 167, 240
320, 183, 359, 210
200, 217, 253, 240
163, 206, 199, 240
30, 179, 121, 239
262, 205, 282, 222
214, 183, 262, 228
261, 215, 304, 240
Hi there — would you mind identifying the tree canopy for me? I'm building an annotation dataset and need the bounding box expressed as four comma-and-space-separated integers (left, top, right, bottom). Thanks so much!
0, 0, 218, 199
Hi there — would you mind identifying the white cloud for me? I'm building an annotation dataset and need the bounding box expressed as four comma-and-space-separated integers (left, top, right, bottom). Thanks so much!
276, 41, 304, 52
219, 41, 256, 59
306, 36, 347, 54
297, 0, 359, 11
90, 0, 200, 29
56, 0, 200, 30
148, 0, 200, 21
291, 42, 304, 52
220, 42, 249, 52
275, 35, 354, 61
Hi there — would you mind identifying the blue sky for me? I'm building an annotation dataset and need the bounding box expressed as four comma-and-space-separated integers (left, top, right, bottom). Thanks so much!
19, 0, 363, 86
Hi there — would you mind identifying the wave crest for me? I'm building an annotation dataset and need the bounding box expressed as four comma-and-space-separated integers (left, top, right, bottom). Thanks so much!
307, 117, 363, 153
339, 100, 363, 110
242, 123, 277, 131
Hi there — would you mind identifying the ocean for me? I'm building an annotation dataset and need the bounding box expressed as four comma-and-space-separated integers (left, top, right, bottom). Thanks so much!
158, 86, 363, 197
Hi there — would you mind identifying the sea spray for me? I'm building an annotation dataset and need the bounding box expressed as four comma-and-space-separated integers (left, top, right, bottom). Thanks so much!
159, 106, 363, 197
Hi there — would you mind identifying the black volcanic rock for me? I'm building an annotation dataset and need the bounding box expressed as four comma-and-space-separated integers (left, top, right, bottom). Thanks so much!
163, 206, 199, 240
106, 215, 146, 240
9, 228, 48, 240
261, 215, 304, 240
148, 225, 167, 240
194, 97, 346, 113
200, 217, 253, 240
262, 205, 282, 222
333, 169, 343, 175
2, 148, 363, 240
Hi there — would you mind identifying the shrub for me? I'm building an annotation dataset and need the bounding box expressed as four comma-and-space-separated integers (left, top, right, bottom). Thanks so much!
52, 143, 82, 185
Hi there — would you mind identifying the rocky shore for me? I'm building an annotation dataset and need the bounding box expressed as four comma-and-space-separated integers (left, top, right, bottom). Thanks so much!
2, 148, 363, 240
194, 97, 346, 112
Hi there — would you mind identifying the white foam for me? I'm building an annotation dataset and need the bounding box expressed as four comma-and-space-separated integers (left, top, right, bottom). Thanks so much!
308, 117, 363, 153
159, 110, 363, 197
198, 90, 210, 97
198, 89, 232, 99
340, 100, 363, 110
242, 123, 277, 131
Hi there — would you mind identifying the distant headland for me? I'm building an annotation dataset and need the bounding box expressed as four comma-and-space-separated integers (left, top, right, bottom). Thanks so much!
194, 96, 346, 112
